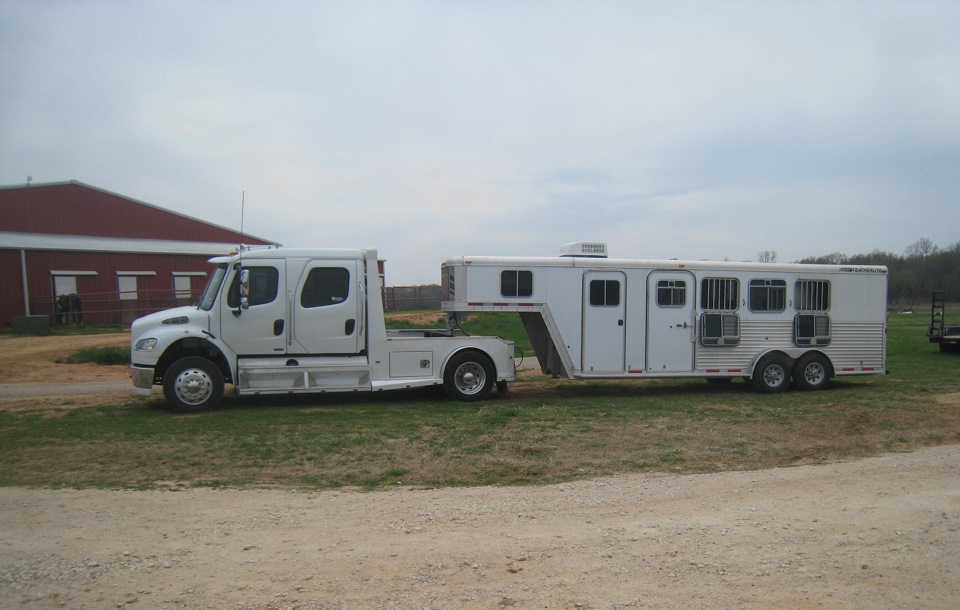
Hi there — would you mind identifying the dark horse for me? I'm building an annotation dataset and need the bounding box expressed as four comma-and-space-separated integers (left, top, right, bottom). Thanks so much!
55, 293, 83, 325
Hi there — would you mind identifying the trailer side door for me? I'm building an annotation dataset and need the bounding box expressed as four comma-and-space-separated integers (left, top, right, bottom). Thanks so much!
582, 271, 626, 372
646, 270, 695, 372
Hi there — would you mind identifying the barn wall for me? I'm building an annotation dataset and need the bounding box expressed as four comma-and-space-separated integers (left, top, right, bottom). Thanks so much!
24, 251, 216, 325
0, 250, 25, 325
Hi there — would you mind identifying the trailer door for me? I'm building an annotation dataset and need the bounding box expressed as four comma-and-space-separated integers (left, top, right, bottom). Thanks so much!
582, 271, 626, 372
646, 270, 694, 372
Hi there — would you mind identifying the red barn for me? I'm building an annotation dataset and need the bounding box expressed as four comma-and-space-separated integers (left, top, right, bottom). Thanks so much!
0, 180, 274, 327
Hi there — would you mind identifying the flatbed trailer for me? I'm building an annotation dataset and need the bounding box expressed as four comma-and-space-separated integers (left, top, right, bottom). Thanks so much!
928, 290, 960, 353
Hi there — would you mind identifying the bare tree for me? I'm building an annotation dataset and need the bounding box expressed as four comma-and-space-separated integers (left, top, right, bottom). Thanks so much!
757, 250, 778, 263
905, 237, 938, 259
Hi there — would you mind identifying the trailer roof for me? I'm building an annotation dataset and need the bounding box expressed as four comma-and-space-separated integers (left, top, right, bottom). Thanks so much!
444, 255, 888, 275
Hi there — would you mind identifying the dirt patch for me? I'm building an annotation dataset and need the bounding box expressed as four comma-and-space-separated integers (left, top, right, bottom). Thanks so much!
0, 333, 130, 384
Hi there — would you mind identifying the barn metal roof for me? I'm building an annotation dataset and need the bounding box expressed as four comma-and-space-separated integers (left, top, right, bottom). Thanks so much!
0, 230, 241, 256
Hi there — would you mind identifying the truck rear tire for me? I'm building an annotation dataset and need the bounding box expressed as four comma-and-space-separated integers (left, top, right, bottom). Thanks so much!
751, 354, 791, 393
163, 356, 224, 413
444, 351, 495, 402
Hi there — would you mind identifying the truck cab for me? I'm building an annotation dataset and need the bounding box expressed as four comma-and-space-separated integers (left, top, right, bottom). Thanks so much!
131, 247, 515, 411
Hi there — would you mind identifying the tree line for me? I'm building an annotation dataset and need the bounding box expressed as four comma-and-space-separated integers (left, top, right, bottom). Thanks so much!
793, 238, 960, 306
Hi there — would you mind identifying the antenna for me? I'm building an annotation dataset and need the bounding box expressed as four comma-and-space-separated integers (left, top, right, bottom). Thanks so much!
234, 190, 246, 317
240, 190, 246, 248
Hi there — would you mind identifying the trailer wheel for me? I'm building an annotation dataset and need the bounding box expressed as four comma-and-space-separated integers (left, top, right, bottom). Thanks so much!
793, 353, 831, 391
751, 354, 791, 393
444, 351, 495, 402
163, 356, 224, 413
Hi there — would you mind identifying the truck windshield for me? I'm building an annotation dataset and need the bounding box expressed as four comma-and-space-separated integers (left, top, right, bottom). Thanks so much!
198, 264, 228, 311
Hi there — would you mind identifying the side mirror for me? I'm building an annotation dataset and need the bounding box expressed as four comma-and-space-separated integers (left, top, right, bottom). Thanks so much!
239, 269, 250, 310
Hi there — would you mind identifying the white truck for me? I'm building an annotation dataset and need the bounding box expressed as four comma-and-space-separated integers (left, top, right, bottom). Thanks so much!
441, 242, 888, 392
130, 246, 515, 412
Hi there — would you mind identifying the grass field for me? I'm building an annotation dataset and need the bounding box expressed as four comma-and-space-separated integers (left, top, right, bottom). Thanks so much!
1, 313, 957, 490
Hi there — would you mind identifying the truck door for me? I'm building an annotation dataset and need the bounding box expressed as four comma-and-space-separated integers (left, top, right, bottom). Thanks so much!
219, 260, 288, 356
582, 271, 626, 372
289, 259, 363, 355
646, 270, 694, 371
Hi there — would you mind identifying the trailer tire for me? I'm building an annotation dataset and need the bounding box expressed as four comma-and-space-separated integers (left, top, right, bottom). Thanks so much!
751, 354, 791, 393
444, 351, 495, 402
794, 353, 831, 391
163, 356, 224, 413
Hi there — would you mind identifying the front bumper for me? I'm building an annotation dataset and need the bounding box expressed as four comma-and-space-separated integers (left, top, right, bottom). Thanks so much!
131, 365, 155, 396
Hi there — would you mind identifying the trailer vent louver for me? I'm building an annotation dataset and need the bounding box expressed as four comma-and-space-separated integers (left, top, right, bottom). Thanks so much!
559, 242, 608, 258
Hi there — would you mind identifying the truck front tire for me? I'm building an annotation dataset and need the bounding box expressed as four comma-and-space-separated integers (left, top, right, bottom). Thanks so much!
163, 356, 224, 412
444, 351, 495, 401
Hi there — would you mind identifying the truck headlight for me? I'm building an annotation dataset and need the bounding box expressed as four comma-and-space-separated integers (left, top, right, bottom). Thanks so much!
135, 338, 159, 351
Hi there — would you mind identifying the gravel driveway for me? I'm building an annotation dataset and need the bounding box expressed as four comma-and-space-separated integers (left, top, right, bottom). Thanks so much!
2, 445, 958, 609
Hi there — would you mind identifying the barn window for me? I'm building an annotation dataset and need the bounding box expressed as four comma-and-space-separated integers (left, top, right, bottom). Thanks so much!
501, 270, 533, 298
116, 271, 156, 301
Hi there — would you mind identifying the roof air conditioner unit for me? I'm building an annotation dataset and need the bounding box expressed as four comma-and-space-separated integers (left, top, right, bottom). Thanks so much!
559, 242, 608, 258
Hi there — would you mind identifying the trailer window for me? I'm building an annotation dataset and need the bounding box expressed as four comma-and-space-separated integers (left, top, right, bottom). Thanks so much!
227, 267, 279, 308
301, 267, 350, 308
701, 278, 739, 311
656, 280, 686, 307
795, 280, 830, 311
589, 279, 620, 306
749, 279, 786, 312
795, 314, 831, 345
700, 313, 740, 346
501, 270, 533, 298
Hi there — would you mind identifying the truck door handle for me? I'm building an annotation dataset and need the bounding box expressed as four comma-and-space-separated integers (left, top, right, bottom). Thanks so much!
273, 319, 285, 336
345, 319, 356, 335
618, 319, 624, 326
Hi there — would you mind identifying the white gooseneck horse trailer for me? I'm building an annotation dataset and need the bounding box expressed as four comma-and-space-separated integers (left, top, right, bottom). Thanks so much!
441, 243, 887, 392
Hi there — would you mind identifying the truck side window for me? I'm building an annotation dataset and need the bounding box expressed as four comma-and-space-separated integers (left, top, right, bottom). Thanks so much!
227, 267, 279, 307
301, 267, 350, 308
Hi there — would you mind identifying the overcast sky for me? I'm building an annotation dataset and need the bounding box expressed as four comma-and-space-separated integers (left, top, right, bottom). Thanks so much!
2, 1, 958, 285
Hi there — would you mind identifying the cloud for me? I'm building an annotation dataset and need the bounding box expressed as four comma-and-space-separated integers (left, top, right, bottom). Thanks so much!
2, 1, 959, 285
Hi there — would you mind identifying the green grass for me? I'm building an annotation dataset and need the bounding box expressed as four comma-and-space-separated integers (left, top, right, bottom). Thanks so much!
64, 346, 129, 366
1, 313, 958, 490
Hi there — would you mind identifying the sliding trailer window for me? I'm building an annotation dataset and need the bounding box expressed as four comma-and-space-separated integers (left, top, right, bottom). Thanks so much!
501, 270, 533, 298
700, 277, 740, 346
794, 279, 831, 345
749, 279, 786, 312
589, 279, 621, 307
